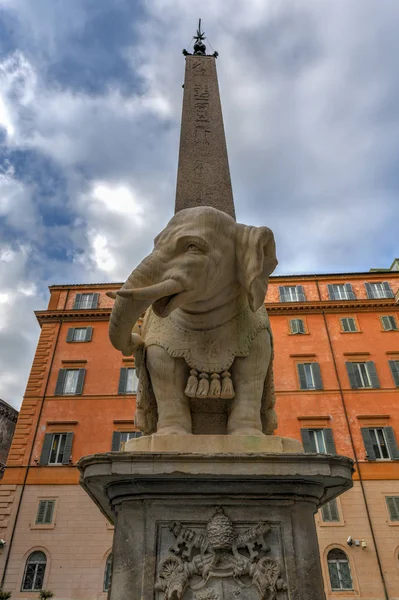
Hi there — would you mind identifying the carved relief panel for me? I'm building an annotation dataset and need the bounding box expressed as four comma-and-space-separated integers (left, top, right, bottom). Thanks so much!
155, 507, 288, 600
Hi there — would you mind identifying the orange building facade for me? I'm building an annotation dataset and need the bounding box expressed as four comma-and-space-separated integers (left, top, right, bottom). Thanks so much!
1, 268, 399, 599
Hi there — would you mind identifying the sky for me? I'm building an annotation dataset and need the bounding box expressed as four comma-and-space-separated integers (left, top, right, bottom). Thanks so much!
0, 0, 399, 409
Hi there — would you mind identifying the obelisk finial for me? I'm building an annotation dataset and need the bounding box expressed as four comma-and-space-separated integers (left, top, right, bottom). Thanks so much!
176, 22, 236, 219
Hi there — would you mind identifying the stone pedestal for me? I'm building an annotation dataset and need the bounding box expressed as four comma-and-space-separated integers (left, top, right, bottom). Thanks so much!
78, 443, 353, 600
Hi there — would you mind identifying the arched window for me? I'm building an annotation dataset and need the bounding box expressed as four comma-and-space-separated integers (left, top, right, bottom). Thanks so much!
327, 548, 353, 591
104, 553, 112, 592
22, 551, 47, 591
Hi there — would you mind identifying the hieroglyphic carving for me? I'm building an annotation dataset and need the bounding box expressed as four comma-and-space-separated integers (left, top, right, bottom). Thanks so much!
192, 60, 207, 76
155, 507, 287, 600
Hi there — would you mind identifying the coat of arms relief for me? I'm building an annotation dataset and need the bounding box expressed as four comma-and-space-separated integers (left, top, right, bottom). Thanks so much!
155, 507, 287, 600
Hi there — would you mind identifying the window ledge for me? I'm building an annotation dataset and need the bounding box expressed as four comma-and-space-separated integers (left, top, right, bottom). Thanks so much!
381, 329, 398, 333
30, 523, 55, 530
339, 330, 362, 334
61, 359, 88, 364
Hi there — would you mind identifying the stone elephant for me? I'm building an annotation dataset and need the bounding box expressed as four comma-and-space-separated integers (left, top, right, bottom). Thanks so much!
107, 206, 278, 436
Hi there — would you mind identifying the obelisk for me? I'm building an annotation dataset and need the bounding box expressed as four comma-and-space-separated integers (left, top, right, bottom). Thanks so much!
175, 21, 235, 219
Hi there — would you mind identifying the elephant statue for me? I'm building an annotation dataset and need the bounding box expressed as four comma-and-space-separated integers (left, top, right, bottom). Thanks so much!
107, 206, 278, 436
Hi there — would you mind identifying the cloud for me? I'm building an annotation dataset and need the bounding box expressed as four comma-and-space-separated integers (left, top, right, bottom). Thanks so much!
1, 0, 399, 407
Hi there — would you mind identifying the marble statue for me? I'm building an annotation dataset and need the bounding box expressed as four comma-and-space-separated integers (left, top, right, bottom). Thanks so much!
107, 206, 278, 436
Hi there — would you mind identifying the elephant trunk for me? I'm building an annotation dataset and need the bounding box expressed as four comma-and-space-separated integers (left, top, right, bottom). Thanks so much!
107, 254, 183, 356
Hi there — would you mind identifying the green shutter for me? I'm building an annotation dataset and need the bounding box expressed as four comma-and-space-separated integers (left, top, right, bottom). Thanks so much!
290, 319, 299, 334
324, 428, 336, 454
36, 501, 47, 524
62, 432, 74, 465
297, 285, 306, 301
366, 361, 380, 389
118, 368, 128, 394
279, 286, 286, 302
384, 427, 399, 459
383, 282, 394, 298
55, 369, 66, 395
298, 319, 305, 334
85, 326, 93, 341
312, 363, 323, 390
341, 318, 349, 332
321, 499, 339, 522
75, 369, 86, 395
346, 363, 358, 389
111, 432, 121, 452
297, 364, 308, 390
39, 434, 53, 465
345, 283, 356, 300
361, 428, 376, 460
45, 500, 55, 524
327, 284, 335, 300
386, 497, 399, 521
66, 328, 75, 342
301, 429, 312, 452
365, 283, 373, 299
381, 316, 390, 330
389, 360, 399, 387
73, 293, 82, 309
91, 293, 100, 308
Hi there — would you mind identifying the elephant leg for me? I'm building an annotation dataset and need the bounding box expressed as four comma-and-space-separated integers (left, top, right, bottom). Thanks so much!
227, 329, 271, 436
146, 344, 192, 435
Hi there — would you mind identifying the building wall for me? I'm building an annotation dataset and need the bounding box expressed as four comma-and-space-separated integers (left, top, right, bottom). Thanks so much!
1, 271, 398, 599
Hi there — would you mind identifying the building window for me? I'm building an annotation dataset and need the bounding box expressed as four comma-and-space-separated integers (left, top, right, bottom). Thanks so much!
21, 551, 47, 591
301, 428, 336, 454
361, 427, 399, 460
345, 362, 379, 389
381, 316, 398, 331
104, 553, 112, 592
290, 319, 305, 334
111, 431, 142, 451
327, 284, 356, 300
72, 293, 99, 309
386, 496, 399, 521
365, 282, 394, 299
39, 432, 74, 465
327, 549, 353, 591
389, 360, 399, 387
66, 327, 93, 342
55, 368, 86, 395
341, 317, 357, 332
297, 363, 323, 390
321, 499, 340, 523
279, 285, 306, 302
118, 368, 138, 394
35, 500, 56, 525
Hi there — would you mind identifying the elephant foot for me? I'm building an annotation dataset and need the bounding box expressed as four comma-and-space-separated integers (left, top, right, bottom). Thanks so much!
155, 426, 193, 436
228, 427, 265, 436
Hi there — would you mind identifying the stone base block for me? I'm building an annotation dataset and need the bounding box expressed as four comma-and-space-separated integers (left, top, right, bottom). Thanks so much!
79, 451, 353, 600
125, 434, 304, 454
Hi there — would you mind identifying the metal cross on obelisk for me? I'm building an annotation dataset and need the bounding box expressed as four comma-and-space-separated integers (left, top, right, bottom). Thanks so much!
174, 20, 236, 219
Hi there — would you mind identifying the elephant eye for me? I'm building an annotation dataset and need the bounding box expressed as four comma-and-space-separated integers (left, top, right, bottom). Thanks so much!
186, 244, 200, 252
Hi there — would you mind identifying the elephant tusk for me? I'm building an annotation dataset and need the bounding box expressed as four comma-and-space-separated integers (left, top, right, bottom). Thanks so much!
106, 291, 117, 299
116, 279, 184, 301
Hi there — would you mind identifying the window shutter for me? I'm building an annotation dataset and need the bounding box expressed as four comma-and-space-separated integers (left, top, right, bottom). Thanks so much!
45, 500, 55, 524
66, 328, 75, 342
75, 369, 86, 395
345, 283, 356, 300
366, 361, 380, 389
345, 363, 358, 389
85, 326, 93, 341
386, 497, 399, 521
73, 293, 82, 309
321, 503, 332, 522
329, 498, 339, 521
297, 364, 308, 390
383, 281, 394, 298
118, 368, 128, 394
39, 434, 53, 465
389, 360, 399, 386
62, 432, 74, 465
361, 428, 376, 460
111, 432, 121, 452
364, 283, 373, 299
298, 319, 305, 334
290, 319, 299, 334
324, 428, 336, 454
297, 285, 306, 301
279, 286, 286, 302
55, 369, 66, 395
327, 284, 335, 300
341, 318, 349, 332
91, 293, 100, 308
384, 427, 399, 459
300, 429, 312, 452
312, 363, 323, 390
381, 316, 390, 330
36, 501, 47, 524
389, 316, 398, 330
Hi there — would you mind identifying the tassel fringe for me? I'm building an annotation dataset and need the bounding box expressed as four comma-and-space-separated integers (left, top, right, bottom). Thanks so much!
208, 373, 221, 398
221, 371, 235, 399
185, 369, 199, 397
196, 372, 210, 397
185, 369, 234, 399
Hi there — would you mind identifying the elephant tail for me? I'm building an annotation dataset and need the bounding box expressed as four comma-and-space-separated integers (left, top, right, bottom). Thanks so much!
261, 328, 278, 435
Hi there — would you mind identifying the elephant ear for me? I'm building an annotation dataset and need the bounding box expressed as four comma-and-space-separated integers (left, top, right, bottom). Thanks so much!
236, 224, 278, 312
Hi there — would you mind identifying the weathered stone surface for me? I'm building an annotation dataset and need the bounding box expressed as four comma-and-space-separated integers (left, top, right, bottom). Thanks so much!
175, 56, 235, 219
125, 434, 303, 454
78, 452, 353, 600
